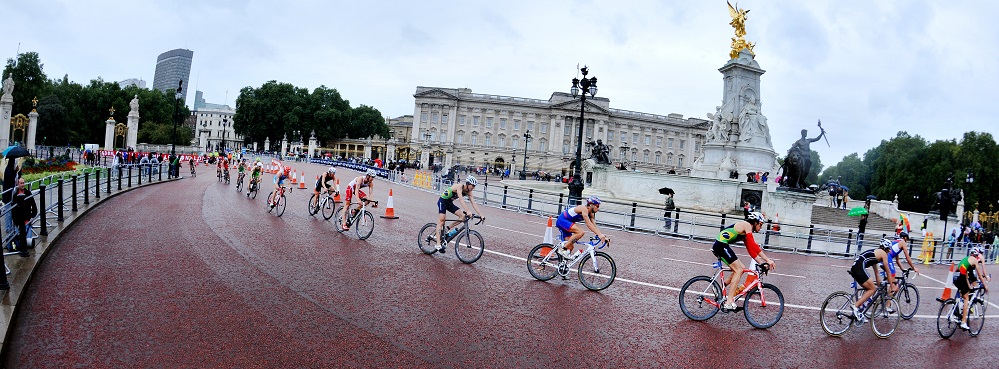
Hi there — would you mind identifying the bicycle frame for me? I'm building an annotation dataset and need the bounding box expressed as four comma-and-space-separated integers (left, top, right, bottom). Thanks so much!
440, 215, 484, 243
539, 236, 608, 273
701, 262, 769, 309
345, 199, 376, 227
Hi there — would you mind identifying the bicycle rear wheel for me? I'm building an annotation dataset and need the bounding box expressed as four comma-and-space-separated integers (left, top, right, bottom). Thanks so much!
355, 211, 375, 240
679, 276, 722, 321
527, 243, 559, 281
333, 208, 347, 233
819, 291, 854, 337
236, 179, 243, 191
417, 223, 440, 254
937, 299, 958, 338
454, 230, 484, 264
578, 252, 615, 291
275, 195, 287, 217
744, 283, 784, 329
968, 298, 986, 336
869, 296, 900, 338
266, 192, 275, 212
308, 194, 320, 215
321, 198, 336, 220
896, 283, 920, 320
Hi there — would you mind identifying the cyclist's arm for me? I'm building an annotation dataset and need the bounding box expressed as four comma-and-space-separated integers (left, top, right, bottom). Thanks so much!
462, 190, 484, 217
900, 241, 919, 273
581, 208, 605, 240
879, 255, 896, 287
744, 233, 774, 269
453, 187, 474, 217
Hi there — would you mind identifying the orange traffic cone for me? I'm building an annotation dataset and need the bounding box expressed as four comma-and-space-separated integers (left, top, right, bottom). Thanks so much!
543, 216, 554, 244
939, 262, 956, 301
332, 179, 342, 203
380, 189, 399, 219
290, 170, 298, 184
298, 172, 307, 189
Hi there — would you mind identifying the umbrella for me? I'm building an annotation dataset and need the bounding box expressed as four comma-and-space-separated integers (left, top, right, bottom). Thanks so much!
658, 187, 675, 195
1, 145, 29, 159
847, 207, 868, 217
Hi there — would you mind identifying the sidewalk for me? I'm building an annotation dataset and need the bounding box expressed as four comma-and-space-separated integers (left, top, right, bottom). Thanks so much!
0, 171, 177, 351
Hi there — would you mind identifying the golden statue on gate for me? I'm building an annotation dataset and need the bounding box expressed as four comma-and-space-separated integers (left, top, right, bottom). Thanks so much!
727, 1, 756, 60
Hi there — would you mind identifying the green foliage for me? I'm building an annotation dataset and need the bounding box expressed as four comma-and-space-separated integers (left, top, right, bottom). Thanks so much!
233, 82, 388, 148
137, 121, 193, 145
3, 52, 49, 116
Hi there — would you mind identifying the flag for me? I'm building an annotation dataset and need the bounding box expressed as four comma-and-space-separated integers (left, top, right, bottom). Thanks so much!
899, 214, 911, 233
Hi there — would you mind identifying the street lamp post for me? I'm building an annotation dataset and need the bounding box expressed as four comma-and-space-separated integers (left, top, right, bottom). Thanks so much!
568, 67, 597, 205
170, 79, 184, 178
620, 144, 631, 170
221, 117, 229, 153
519, 129, 532, 180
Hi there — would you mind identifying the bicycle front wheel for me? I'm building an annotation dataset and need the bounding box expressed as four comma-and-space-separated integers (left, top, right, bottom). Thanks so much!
275, 195, 287, 217
266, 192, 275, 212
308, 194, 320, 215
968, 298, 986, 336
454, 230, 484, 264
869, 296, 900, 338
355, 211, 375, 240
896, 283, 920, 320
937, 299, 958, 338
679, 276, 722, 321
417, 223, 440, 254
527, 243, 559, 281
333, 208, 346, 233
744, 283, 784, 329
578, 252, 615, 291
819, 291, 854, 337
236, 179, 243, 191
321, 198, 336, 220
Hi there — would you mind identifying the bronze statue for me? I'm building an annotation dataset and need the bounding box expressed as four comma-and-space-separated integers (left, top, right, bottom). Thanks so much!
588, 139, 611, 165
780, 128, 825, 189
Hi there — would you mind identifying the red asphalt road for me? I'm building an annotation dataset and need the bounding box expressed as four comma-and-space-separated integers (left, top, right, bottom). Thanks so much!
3, 163, 996, 368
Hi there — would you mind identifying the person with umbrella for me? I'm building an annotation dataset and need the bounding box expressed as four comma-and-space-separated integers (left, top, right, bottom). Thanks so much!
660, 187, 676, 231
12, 177, 37, 257
1, 145, 30, 204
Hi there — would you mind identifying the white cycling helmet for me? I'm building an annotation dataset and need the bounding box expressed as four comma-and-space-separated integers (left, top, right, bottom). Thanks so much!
747, 211, 766, 224
328, 166, 336, 174
465, 175, 478, 186
970, 246, 983, 256
366, 169, 377, 177
879, 238, 893, 250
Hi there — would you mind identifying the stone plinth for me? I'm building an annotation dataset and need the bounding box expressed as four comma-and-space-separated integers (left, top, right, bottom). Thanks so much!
764, 188, 817, 226
27, 111, 38, 150
308, 136, 317, 158
0, 95, 12, 150
104, 119, 115, 150
127, 111, 139, 149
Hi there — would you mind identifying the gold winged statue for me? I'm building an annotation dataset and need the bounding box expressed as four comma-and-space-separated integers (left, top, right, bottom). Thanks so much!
727, 1, 755, 59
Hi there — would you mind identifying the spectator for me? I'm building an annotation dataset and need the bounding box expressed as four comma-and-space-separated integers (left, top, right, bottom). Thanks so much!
742, 201, 752, 218
664, 192, 676, 231
12, 177, 37, 257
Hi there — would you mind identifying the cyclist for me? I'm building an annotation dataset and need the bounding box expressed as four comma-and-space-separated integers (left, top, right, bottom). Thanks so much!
953, 246, 990, 330
236, 159, 247, 184
247, 161, 263, 197
435, 175, 486, 253
341, 169, 377, 231
188, 157, 196, 176
887, 231, 920, 277
268, 166, 292, 208
222, 157, 230, 182
712, 212, 777, 311
216, 156, 223, 179
555, 195, 610, 260
314, 166, 338, 199
848, 239, 897, 322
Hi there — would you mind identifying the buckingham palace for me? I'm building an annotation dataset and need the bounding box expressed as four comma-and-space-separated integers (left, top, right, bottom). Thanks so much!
408, 86, 710, 176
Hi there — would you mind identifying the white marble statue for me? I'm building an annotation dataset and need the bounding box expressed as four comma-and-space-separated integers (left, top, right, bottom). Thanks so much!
129, 94, 139, 114
706, 105, 729, 142
1, 75, 13, 98
738, 97, 771, 145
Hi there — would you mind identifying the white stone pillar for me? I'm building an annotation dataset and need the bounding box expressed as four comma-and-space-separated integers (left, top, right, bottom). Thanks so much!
0, 95, 12, 151
104, 119, 115, 150
308, 135, 317, 158
253, 142, 258, 152
280, 136, 288, 156
364, 139, 372, 159
127, 110, 139, 149
387, 142, 397, 161
264, 137, 271, 152
27, 111, 38, 150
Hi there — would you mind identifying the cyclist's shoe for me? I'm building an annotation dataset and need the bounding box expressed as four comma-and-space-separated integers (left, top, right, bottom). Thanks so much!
722, 302, 738, 312
556, 246, 573, 260
885, 305, 895, 314
851, 306, 867, 322
436, 242, 446, 254
341, 225, 350, 232
949, 315, 961, 324
960, 321, 970, 330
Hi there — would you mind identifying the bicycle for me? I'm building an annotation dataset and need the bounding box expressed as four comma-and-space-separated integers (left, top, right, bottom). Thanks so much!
417, 214, 485, 264
679, 260, 784, 329
820, 274, 901, 338
190, 164, 197, 177
334, 198, 378, 240
235, 172, 245, 192
223, 170, 230, 185
267, 185, 290, 217
247, 177, 260, 199
309, 189, 338, 220
937, 281, 988, 338
870, 268, 918, 320
527, 235, 616, 291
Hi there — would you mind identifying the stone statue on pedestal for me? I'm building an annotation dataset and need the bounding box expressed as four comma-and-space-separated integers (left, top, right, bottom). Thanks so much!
1, 75, 13, 98
588, 139, 611, 165
738, 96, 771, 145
706, 105, 730, 143
129, 95, 139, 114
780, 128, 825, 189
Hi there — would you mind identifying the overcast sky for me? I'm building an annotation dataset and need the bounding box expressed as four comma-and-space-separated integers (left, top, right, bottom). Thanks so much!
5, 0, 997, 165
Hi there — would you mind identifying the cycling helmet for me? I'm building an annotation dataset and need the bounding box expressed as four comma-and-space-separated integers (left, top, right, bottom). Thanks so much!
327, 166, 336, 174
283, 166, 292, 174
366, 169, 377, 177
970, 247, 982, 256
465, 175, 478, 186
879, 238, 893, 250
747, 211, 766, 224
897, 231, 909, 240
586, 196, 601, 205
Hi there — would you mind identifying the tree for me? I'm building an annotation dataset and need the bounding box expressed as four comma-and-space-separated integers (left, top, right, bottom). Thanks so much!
820, 152, 869, 200
2, 52, 49, 116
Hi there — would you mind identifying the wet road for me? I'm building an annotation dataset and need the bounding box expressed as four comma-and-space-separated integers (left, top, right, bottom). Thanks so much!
3, 163, 995, 367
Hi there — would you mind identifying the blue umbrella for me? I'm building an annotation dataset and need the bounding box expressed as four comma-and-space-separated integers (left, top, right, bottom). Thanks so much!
1, 145, 29, 159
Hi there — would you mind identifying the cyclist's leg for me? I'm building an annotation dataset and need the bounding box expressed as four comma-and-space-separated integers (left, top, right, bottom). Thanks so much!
852, 265, 876, 309
564, 223, 585, 252
711, 241, 740, 306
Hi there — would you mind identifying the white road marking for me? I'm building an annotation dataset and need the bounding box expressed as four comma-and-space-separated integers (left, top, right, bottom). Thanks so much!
478, 223, 999, 318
